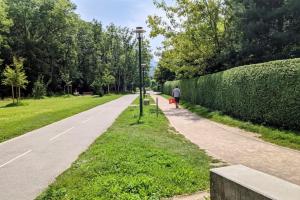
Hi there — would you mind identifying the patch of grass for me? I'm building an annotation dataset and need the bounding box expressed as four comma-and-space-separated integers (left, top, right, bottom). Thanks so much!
37, 99, 211, 200
0, 95, 121, 143
162, 94, 300, 151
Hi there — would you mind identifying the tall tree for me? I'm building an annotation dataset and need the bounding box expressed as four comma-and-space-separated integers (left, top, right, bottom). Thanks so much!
0, 0, 152, 97
149, 0, 300, 82
148, 0, 226, 79
2, 57, 28, 103
232, 0, 300, 64
0, 0, 12, 48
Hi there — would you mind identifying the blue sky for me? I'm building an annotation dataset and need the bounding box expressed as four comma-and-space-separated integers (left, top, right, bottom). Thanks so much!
71, 0, 168, 63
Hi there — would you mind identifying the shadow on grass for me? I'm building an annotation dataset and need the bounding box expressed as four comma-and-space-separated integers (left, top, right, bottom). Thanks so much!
149, 108, 163, 115
0, 102, 29, 108
130, 121, 145, 126
130, 115, 145, 126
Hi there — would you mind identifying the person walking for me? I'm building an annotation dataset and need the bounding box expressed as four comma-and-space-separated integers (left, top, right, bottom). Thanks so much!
172, 86, 181, 109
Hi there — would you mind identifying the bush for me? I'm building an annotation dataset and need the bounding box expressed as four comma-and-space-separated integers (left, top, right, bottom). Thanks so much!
32, 76, 47, 99
164, 59, 300, 130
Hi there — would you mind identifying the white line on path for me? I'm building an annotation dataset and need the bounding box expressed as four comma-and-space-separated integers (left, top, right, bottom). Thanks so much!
82, 118, 92, 124
0, 150, 32, 168
49, 127, 74, 141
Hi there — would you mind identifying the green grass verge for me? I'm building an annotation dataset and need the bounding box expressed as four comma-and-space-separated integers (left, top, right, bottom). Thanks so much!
0, 95, 121, 143
36, 99, 211, 200
162, 94, 300, 151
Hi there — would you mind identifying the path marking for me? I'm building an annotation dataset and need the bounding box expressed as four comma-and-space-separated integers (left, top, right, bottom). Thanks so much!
82, 118, 92, 124
0, 150, 32, 168
50, 127, 74, 141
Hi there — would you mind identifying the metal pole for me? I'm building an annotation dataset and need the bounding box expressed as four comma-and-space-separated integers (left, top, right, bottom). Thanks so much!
144, 68, 146, 96
143, 66, 145, 97
138, 36, 143, 117
156, 97, 158, 117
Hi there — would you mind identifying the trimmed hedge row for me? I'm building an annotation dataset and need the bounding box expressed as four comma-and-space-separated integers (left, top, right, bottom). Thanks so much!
164, 59, 300, 130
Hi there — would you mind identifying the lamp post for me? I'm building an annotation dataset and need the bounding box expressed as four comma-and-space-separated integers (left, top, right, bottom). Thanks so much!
134, 27, 145, 117
142, 64, 146, 97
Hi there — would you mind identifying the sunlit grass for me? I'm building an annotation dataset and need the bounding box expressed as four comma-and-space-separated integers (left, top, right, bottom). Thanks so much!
0, 95, 121, 143
37, 99, 211, 199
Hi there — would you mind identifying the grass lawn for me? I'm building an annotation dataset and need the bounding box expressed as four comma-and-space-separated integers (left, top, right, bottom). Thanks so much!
0, 95, 121, 143
37, 99, 211, 200
162, 94, 300, 151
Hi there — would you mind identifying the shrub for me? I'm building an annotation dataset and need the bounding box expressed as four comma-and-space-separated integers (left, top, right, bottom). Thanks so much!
164, 59, 300, 130
32, 76, 47, 99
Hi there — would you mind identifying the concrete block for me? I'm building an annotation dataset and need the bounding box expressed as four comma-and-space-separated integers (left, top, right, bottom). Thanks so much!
210, 165, 300, 200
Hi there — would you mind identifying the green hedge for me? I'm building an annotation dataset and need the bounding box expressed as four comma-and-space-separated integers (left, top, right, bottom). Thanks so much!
164, 59, 300, 130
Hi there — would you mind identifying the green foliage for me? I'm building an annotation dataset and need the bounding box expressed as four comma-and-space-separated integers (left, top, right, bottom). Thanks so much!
2, 56, 28, 103
0, 95, 121, 143
154, 64, 176, 85
164, 59, 300, 130
0, 0, 152, 97
234, 0, 300, 64
90, 75, 104, 96
149, 0, 300, 81
32, 75, 46, 99
13, 57, 28, 89
2, 63, 16, 86
148, 0, 230, 79
102, 69, 115, 93
37, 101, 211, 200
0, 0, 12, 46
162, 94, 300, 151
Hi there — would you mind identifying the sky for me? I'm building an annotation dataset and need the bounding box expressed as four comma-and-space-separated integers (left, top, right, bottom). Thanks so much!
71, 0, 169, 64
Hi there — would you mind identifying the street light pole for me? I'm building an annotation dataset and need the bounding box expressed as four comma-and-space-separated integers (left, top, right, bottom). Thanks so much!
138, 36, 143, 116
142, 64, 146, 97
134, 27, 145, 117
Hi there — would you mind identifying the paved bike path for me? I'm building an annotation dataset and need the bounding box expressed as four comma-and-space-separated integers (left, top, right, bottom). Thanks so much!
153, 94, 300, 186
0, 95, 137, 200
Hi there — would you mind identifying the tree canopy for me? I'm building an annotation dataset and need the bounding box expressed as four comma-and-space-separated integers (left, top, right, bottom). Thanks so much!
0, 0, 152, 97
2, 56, 28, 103
148, 0, 300, 82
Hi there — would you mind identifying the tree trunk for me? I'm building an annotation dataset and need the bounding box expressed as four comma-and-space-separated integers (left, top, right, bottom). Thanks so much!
108, 85, 110, 93
11, 85, 15, 104
117, 73, 121, 93
123, 76, 127, 92
18, 87, 21, 103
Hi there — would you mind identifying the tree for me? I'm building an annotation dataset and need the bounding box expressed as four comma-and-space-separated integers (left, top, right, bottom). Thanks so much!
60, 70, 72, 94
0, 0, 13, 98
148, 0, 227, 78
102, 69, 115, 93
0, 0, 152, 97
32, 75, 46, 99
2, 63, 16, 103
2, 57, 28, 103
0, 0, 12, 47
13, 57, 29, 103
154, 64, 176, 85
231, 0, 300, 65
90, 75, 103, 96
148, 0, 300, 81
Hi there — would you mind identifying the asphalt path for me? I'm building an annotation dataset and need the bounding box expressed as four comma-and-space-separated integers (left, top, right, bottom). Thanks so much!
0, 94, 137, 200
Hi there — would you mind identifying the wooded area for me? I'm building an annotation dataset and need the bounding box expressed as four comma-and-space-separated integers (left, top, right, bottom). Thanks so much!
0, 0, 152, 99
149, 0, 300, 83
